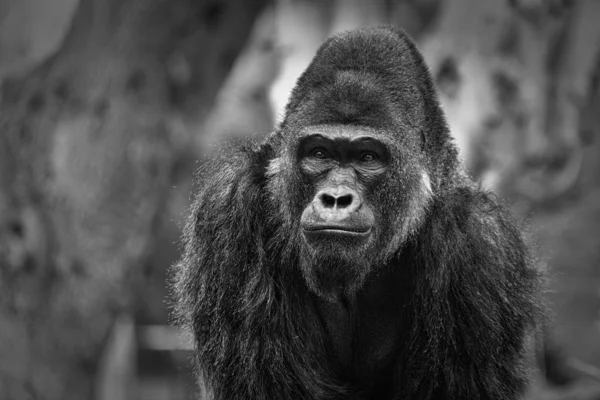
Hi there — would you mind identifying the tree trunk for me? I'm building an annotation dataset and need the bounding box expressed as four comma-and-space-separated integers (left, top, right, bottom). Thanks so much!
0, 0, 266, 398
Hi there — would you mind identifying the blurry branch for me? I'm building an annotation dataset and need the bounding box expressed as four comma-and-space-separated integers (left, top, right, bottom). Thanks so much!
540, 332, 600, 387
568, 358, 600, 384
137, 325, 192, 351
95, 314, 136, 400
531, 372, 600, 400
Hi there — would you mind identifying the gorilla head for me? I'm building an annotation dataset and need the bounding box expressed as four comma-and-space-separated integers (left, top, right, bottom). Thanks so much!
265, 27, 452, 300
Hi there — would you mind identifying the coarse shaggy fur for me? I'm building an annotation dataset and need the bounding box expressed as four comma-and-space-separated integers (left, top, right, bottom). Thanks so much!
171, 26, 544, 400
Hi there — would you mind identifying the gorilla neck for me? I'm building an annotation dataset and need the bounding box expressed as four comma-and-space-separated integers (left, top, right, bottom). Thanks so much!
313, 263, 408, 383
316, 294, 357, 368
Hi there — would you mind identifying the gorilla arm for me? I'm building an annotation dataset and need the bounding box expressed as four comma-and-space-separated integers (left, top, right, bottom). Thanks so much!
171, 137, 352, 400
172, 138, 272, 398
401, 186, 543, 400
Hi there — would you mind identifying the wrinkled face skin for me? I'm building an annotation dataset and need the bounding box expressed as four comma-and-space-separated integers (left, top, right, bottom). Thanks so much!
295, 123, 432, 301
296, 125, 389, 299
268, 124, 432, 301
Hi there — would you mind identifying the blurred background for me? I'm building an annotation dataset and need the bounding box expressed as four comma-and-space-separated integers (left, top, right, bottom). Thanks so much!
0, 0, 599, 399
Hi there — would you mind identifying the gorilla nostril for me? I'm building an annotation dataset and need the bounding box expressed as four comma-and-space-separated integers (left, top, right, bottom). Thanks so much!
318, 192, 355, 209
320, 193, 336, 208
336, 194, 353, 208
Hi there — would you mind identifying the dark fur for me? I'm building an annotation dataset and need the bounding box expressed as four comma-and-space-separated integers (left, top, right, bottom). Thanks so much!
172, 26, 543, 399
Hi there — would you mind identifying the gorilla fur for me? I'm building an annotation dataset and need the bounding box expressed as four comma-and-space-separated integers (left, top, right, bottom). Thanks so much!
172, 26, 543, 400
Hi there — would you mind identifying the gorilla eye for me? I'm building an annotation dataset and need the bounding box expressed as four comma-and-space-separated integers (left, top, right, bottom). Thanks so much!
311, 148, 328, 159
360, 152, 378, 162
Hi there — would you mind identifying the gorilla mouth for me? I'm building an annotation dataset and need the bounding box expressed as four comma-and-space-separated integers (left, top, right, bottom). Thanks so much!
302, 225, 371, 237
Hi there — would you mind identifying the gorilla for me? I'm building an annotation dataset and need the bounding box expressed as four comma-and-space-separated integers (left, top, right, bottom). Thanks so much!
172, 26, 543, 400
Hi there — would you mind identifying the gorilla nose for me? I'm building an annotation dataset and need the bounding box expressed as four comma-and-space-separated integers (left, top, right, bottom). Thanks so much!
316, 188, 360, 212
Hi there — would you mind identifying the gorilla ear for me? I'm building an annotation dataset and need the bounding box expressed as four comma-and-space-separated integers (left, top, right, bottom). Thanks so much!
245, 141, 276, 180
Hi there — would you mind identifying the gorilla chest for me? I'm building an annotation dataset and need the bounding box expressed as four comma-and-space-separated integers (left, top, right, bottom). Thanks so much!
316, 294, 404, 382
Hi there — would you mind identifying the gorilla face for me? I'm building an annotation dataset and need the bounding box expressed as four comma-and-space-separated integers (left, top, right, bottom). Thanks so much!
269, 123, 427, 300
296, 125, 388, 299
